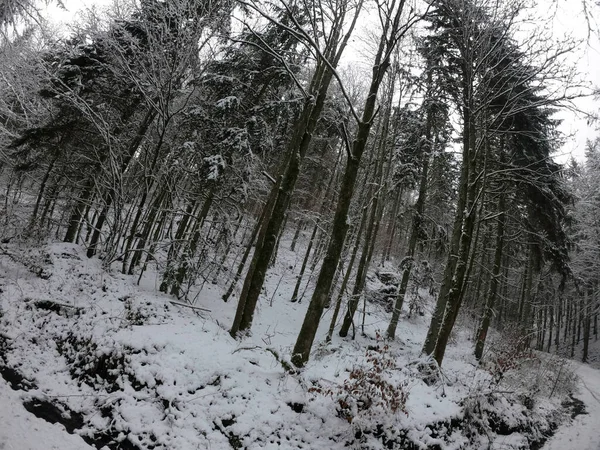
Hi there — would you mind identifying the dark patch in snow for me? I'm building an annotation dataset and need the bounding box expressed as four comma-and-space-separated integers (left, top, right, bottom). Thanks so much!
0, 334, 37, 391
23, 398, 84, 432
30, 299, 84, 317
0, 365, 37, 391
561, 393, 587, 419
1, 352, 144, 450
213, 418, 244, 449
287, 402, 304, 413
56, 333, 148, 392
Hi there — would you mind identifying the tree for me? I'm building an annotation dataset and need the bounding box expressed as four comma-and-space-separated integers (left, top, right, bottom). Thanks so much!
291, 0, 424, 367
421, 0, 574, 365
385, 46, 451, 340
230, 0, 364, 337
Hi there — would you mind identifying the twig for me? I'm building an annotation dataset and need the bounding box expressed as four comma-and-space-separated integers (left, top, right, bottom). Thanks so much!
262, 170, 277, 185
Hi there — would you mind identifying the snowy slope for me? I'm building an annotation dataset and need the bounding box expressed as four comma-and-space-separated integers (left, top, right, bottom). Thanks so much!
0, 240, 579, 449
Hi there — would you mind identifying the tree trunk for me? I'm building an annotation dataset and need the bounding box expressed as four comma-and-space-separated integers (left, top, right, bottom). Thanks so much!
169, 186, 215, 297
64, 179, 94, 243
223, 182, 280, 303
547, 303, 554, 353
290, 220, 303, 252
160, 201, 197, 292
382, 187, 402, 264
474, 189, 505, 360
338, 192, 379, 338
431, 94, 480, 366
386, 108, 432, 339
30, 154, 58, 229
571, 297, 576, 358
128, 186, 168, 275
290, 6, 406, 365
291, 222, 319, 302
326, 212, 367, 343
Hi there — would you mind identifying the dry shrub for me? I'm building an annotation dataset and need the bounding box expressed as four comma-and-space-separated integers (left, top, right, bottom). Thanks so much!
310, 342, 408, 425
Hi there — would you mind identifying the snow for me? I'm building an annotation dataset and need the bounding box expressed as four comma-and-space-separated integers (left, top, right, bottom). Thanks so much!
543, 361, 600, 450
0, 376, 94, 450
0, 238, 586, 449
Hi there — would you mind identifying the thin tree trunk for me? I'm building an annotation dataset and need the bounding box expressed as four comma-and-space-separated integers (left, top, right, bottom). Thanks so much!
170, 186, 215, 297
386, 109, 432, 339
474, 189, 505, 360
30, 154, 58, 228
64, 179, 94, 243
382, 187, 402, 264
338, 193, 380, 338
160, 201, 197, 292
290, 220, 303, 252
571, 297, 576, 357
326, 213, 367, 343
222, 203, 273, 302
128, 186, 168, 274
291, 222, 319, 302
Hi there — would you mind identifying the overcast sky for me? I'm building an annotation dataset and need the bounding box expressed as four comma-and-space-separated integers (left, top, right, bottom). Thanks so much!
548, 1, 600, 163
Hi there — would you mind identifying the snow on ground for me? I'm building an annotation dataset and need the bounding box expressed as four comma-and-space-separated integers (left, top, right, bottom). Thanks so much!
543, 361, 600, 450
0, 375, 94, 450
0, 238, 581, 449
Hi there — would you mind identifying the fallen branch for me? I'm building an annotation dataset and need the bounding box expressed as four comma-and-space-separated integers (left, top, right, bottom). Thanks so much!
169, 300, 211, 312
232, 346, 261, 354
266, 348, 296, 374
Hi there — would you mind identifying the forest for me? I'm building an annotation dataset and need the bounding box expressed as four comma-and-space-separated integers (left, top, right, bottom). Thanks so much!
1, 0, 600, 449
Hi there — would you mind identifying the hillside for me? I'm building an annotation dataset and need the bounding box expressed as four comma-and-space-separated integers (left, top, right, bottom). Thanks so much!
0, 240, 580, 450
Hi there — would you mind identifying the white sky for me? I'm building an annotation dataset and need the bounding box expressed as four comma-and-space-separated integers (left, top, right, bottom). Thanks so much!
43, 0, 599, 163
547, 1, 600, 163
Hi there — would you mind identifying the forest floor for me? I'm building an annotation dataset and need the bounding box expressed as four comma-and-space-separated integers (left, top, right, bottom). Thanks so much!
0, 238, 591, 449
542, 361, 600, 450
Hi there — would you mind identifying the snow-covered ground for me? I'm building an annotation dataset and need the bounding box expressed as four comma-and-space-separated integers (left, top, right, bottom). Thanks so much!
0, 375, 95, 450
0, 240, 583, 449
543, 362, 600, 450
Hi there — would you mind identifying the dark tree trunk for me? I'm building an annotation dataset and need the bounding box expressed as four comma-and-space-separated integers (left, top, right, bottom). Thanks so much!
474, 189, 505, 360
30, 154, 58, 228
230, 10, 363, 338
326, 211, 367, 343
291, 222, 319, 302
290, 4, 406, 365
386, 108, 432, 339
160, 201, 197, 292
64, 179, 94, 243
382, 187, 402, 264
290, 220, 303, 252
169, 186, 215, 297
223, 182, 280, 303
128, 186, 168, 275
338, 192, 379, 338
431, 101, 480, 366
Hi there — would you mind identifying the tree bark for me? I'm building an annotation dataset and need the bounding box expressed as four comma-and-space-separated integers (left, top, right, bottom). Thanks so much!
386, 105, 432, 339
291, 2, 406, 366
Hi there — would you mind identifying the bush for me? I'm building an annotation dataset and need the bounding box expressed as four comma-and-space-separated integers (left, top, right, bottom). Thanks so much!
310, 342, 408, 425
482, 327, 537, 384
